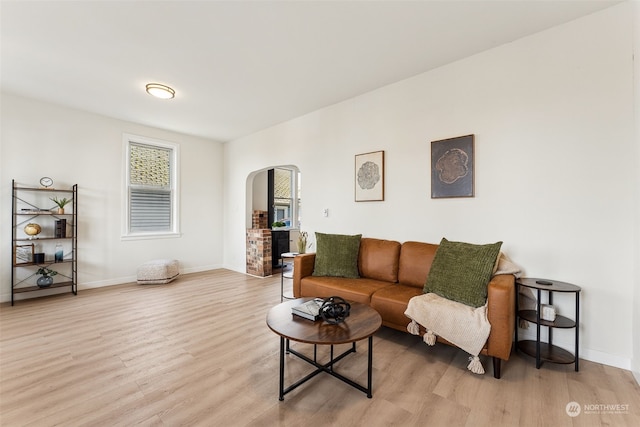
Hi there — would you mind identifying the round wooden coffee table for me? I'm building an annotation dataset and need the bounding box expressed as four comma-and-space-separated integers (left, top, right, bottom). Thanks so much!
266, 298, 382, 400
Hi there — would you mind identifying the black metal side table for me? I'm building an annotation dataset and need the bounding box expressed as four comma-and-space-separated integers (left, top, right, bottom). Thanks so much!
515, 278, 581, 371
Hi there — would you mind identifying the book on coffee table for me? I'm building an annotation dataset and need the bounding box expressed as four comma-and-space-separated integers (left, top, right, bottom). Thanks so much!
292, 298, 324, 321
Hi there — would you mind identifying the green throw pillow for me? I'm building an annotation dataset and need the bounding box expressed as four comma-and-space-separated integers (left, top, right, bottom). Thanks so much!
313, 232, 362, 278
423, 238, 502, 308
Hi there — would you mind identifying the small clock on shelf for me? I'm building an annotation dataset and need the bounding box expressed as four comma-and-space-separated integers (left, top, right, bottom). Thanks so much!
39, 177, 53, 189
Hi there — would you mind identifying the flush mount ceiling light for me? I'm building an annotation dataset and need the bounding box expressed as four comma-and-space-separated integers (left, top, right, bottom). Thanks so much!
145, 83, 175, 99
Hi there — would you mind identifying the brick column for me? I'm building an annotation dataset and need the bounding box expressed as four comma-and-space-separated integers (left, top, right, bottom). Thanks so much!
246, 228, 272, 277
252, 210, 268, 229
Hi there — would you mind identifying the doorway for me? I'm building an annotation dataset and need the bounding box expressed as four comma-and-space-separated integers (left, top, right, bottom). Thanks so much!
247, 165, 301, 229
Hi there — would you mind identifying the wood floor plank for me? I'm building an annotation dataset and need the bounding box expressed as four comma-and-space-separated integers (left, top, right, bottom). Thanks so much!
1, 268, 639, 427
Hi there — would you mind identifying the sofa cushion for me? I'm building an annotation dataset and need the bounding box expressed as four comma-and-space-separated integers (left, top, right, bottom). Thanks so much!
398, 241, 439, 288
370, 284, 424, 330
358, 238, 401, 282
423, 238, 502, 308
300, 276, 391, 304
312, 232, 362, 278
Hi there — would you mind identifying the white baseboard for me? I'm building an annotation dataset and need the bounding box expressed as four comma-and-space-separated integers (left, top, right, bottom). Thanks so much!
2, 264, 225, 302
224, 263, 248, 274
179, 264, 223, 274
223, 263, 282, 279
77, 264, 223, 290
2, 286, 72, 304
79, 276, 137, 290
580, 347, 631, 371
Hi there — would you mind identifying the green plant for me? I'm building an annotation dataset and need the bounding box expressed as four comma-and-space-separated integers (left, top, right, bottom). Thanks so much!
50, 197, 71, 209
272, 221, 286, 228
36, 267, 58, 278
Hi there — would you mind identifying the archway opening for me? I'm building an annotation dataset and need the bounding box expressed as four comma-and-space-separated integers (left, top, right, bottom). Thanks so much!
246, 165, 301, 230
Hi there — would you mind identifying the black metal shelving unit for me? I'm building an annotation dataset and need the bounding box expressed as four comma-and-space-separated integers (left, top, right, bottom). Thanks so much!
11, 179, 78, 305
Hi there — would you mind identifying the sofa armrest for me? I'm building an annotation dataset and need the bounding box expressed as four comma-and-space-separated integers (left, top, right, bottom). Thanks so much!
486, 274, 516, 361
293, 253, 316, 297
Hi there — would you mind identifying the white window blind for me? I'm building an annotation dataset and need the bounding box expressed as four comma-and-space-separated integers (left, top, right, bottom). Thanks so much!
130, 188, 172, 231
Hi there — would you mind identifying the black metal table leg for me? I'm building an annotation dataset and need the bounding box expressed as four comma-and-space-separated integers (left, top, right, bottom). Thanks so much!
279, 337, 285, 401
575, 291, 580, 371
279, 339, 373, 399
366, 335, 373, 398
535, 288, 542, 368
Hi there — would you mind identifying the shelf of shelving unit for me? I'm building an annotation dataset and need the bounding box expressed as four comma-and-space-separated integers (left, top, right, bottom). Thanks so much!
517, 310, 576, 328
11, 179, 78, 305
13, 281, 76, 294
12, 259, 74, 268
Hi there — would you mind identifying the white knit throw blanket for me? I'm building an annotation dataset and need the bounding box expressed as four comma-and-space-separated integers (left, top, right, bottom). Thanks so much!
405, 293, 491, 374
403, 252, 522, 374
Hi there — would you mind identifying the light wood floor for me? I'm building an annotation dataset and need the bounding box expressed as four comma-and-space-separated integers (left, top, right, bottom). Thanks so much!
1, 269, 639, 427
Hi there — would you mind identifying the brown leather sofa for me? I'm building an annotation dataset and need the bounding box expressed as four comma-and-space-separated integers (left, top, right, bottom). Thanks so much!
293, 237, 515, 378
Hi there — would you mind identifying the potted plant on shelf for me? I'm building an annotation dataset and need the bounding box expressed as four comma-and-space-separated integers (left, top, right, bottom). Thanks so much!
272, 221, 287, 230
36, 267, 58, 288
50, 197, 71, 214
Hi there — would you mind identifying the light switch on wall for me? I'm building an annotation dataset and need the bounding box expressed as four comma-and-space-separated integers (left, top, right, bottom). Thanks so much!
322, 208, 329, 217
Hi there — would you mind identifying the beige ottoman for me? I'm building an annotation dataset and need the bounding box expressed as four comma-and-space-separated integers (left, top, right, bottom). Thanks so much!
137, 259, 179, 284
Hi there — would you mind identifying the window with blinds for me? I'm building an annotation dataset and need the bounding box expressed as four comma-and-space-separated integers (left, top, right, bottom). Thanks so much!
124, 135, 179, 237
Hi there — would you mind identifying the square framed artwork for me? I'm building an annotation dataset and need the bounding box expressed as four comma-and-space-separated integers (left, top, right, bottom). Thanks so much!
14, 244, 34, 265
431, 134, 474, 198
355, 150, 384, 202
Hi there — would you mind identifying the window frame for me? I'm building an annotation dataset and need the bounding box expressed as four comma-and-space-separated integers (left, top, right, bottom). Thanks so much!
122, 133, 180, 240
270, 167, 299, 229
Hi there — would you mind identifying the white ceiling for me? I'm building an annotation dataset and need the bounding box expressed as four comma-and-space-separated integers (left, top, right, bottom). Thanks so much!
1, 0, 620, 142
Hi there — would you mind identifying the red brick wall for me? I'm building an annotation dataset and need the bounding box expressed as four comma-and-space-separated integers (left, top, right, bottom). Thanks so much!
246, 228, 272, 276
252, 210, 268, 229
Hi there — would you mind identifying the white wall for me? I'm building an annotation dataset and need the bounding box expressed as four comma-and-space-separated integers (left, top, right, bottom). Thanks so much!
224, 3, 637, 371
252, 170, 268, 213
1, 94, 224, 301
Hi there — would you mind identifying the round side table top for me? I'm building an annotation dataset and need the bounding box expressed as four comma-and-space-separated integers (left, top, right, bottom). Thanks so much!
266, 298, 382, 345
517, 277, 581, 293
280, 252, 300, 258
